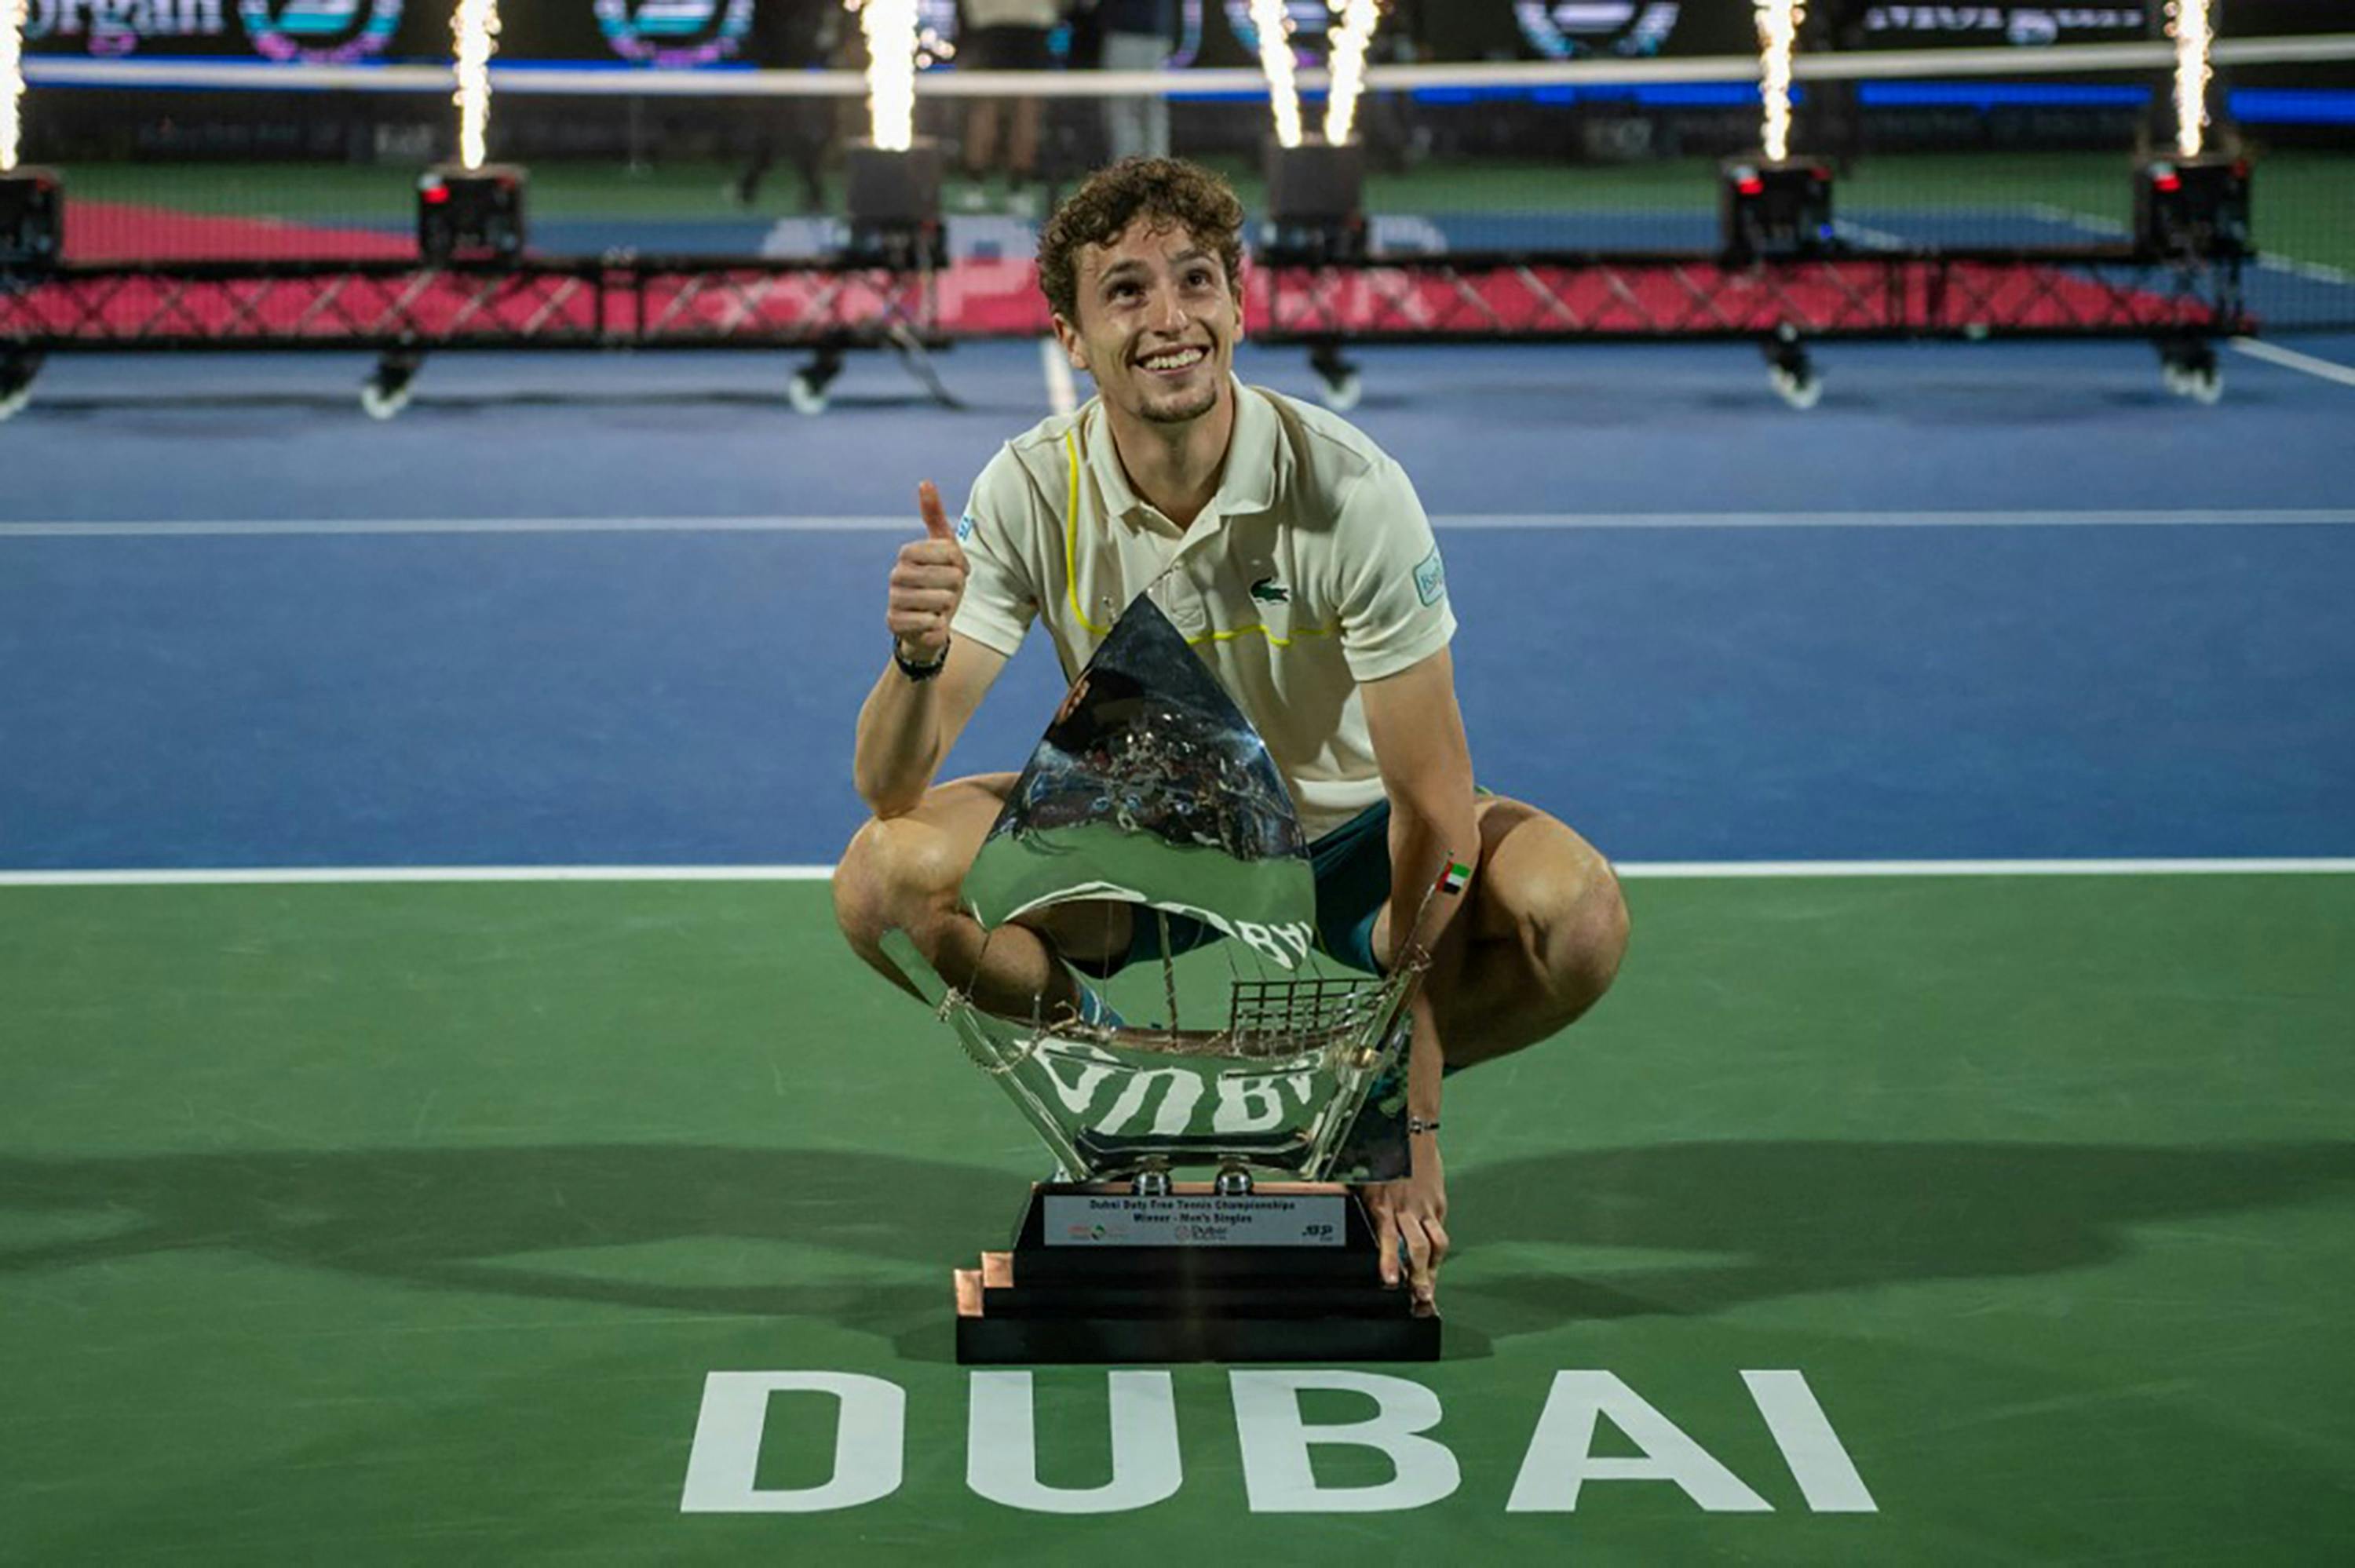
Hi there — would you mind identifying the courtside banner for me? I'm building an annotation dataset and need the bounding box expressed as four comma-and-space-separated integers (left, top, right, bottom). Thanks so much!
15, 2, 757, 66
19, 1, 440, 64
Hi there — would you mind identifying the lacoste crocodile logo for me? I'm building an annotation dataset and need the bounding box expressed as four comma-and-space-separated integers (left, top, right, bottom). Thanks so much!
1250, 576, 1289, 604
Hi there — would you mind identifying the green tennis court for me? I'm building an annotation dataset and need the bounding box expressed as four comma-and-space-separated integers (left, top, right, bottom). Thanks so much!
7, 873, 2349, 1563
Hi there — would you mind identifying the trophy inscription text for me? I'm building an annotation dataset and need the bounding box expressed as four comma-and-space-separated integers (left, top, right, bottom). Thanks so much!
1042, 1194, 1348, 1249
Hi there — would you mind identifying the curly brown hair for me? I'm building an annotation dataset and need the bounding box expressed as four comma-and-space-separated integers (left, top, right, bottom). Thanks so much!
1036, 157, 1247, 326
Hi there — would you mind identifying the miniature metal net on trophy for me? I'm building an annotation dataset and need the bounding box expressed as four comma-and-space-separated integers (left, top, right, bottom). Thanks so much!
1224, 975, 1391, 1053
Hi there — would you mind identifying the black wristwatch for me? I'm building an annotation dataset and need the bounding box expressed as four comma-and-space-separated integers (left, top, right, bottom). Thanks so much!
894, 638, 948, 682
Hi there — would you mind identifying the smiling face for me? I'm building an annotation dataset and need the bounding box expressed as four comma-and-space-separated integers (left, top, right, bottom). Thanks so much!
1053, 217, 1244, 429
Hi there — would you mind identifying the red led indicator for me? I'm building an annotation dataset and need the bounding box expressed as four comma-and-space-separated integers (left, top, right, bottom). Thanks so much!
1738, 177, 1765, 196
424, 185, 452, 204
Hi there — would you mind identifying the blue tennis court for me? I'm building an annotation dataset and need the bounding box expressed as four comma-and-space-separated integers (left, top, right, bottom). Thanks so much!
6, 332, 2352, 869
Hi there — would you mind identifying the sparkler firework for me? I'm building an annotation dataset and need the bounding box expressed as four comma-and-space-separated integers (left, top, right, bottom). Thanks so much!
1754, 0, 1803, 164
454, 0, 501, 171
1323, 0, 1383, 147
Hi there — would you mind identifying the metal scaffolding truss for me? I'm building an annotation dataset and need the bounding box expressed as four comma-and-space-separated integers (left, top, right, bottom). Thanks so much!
0, 257, 942, 352
0, 246, 2255, 416
1251, 247, 2251, 344
6, 246, 2242, 350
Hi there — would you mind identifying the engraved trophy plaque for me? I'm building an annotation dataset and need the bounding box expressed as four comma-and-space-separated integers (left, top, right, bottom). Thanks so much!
882, 596, 1440, 1362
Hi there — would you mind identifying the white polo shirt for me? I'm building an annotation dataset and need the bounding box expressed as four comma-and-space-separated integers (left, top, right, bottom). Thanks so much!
951, 379, 1455, 841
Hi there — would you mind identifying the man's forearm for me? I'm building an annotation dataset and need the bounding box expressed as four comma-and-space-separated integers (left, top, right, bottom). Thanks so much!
1386, 800, 1477, 1121
852, 655, 945, 818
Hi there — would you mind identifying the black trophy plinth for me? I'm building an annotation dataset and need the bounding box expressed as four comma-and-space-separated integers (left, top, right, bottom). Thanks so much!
1, 168, 65, 271
954, 1181, 1440, 1364
1720, 156, 1836, 263
842, 140, 945, 269
417, 163, 528, 265
2134, 155, 2251, 261
1263, 139, 1367, 263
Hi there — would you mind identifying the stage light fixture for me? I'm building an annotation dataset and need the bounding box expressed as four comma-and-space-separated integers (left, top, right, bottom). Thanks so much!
2134, 156, 2250, 261
840, 140, 945, 270
1720, 158, 1836, 264
0, 164, 60, 270
416, 164, 528, 266
1263, 139, 1367, 264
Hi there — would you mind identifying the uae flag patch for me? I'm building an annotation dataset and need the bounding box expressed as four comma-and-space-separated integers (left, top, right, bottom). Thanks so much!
1438, 860, 1473, 896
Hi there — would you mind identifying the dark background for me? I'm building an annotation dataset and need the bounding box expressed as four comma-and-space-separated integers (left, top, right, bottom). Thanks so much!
26, 0, 2332, 68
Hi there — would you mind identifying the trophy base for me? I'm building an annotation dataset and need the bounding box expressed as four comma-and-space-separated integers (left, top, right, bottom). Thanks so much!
951, 1182, 1441, 1365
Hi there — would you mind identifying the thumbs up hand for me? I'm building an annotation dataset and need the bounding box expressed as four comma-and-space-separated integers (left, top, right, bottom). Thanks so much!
888, 480, 968, 664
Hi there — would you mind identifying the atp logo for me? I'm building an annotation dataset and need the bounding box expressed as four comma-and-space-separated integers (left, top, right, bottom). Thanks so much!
1514, 2, 1684, 60
239, 0, 403, 65
595, 0, 754, 68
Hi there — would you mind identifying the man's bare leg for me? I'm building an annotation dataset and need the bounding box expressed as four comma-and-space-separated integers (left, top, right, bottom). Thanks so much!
1374, 796, 1630, 1069
832, 772, 1133, 1020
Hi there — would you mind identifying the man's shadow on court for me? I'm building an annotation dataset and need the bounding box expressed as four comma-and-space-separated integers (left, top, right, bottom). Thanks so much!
3, 1140, 2350, 1358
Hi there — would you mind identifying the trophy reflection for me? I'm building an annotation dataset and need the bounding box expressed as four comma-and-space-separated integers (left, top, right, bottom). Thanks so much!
881, 596, 1442, 1362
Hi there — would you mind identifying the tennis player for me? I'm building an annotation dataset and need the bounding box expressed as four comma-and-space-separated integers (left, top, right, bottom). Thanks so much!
834, 158, 1629, 1314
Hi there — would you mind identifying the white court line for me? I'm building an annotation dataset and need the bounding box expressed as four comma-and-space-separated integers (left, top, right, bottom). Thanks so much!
1039, 337, 1078, 418
1426, 509, 2355, 530
8, 509, 2355, 539
1616, 859, 2355, 879
0, 516, 918, 538
2231, 337, 2355, 391
0, 866, 838, 887
4, 859, 2351, 888
2024, 204, 2355, 291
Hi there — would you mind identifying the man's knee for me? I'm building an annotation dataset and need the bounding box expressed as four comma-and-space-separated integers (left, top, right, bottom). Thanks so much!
1549, 857, 1630, 1016
832, 773, 1015, 961
1480, 808, 1630, 1029
831, 812, 969, 961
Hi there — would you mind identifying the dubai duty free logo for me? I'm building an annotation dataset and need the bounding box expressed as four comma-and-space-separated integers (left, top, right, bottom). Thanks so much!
239, 0, 403, 64
596, 0, 754, 68
1513, 2, 1684, 60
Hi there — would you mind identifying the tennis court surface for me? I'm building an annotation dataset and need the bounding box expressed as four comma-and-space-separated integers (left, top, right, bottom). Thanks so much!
8, 20, 2355, 1563
6, 332, 2353, 1562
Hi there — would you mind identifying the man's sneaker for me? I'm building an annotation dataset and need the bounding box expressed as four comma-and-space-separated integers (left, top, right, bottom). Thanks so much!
1073, 983, 1125, 1030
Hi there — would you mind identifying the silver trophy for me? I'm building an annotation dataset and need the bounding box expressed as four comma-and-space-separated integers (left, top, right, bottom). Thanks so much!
882, 596, 1441, 1362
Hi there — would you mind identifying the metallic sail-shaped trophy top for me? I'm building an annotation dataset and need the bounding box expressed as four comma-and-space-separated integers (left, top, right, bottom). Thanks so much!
962, 593, 1317, 963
